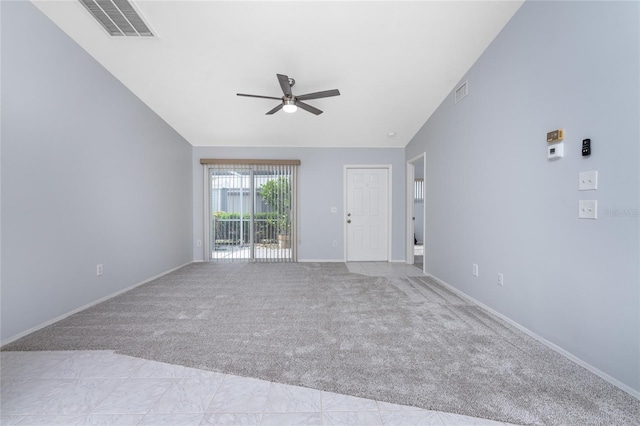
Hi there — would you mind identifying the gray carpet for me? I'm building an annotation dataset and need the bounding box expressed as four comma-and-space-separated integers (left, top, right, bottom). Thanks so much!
3, 262, 639, 425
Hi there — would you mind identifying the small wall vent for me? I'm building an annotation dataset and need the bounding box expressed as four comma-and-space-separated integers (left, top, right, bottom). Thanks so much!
455, 81, 468, 104
79, 0, 154, 37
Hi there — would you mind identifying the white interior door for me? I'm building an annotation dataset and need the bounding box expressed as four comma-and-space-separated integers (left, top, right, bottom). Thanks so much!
346, 167, 389, 261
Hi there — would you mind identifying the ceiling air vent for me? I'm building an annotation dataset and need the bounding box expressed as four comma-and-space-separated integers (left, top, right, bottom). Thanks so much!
454, 81, 468, 104
79, 0, 153, 37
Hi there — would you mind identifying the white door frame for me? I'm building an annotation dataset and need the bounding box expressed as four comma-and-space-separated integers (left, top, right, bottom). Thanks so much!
407, 153, 425, 270
343, 165, 392, 262
203, 166, 211, 261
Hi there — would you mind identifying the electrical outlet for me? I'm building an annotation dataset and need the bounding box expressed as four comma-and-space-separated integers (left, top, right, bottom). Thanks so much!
472, 263, 479, 277
197, 240, 202, 247
497, 273, 504, 286
96, 264, 103, 276
332, 240, 337, 247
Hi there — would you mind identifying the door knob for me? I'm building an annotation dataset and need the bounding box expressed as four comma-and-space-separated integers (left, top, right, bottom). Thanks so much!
347, 219, 351, 224
347, 213, 351, 217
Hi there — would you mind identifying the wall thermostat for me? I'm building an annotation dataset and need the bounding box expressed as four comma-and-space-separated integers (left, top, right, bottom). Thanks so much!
548, 142, 564, 160
547, 129, 564, 143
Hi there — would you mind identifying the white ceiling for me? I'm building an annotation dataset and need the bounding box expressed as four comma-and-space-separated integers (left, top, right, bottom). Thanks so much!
32, 0, 523, 148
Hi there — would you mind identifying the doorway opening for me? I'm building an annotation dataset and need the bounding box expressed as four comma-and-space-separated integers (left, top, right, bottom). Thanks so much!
204, 161, 298, 262
407, 154, 425, 271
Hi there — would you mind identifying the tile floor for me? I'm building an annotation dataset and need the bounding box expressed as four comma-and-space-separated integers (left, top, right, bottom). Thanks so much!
0, 350, 514, 426
345, 261, 425, 278
1, 263, 518, 425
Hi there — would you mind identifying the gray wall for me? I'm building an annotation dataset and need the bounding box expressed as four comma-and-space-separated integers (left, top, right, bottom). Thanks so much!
1, 2, 193, 341
406, 1, 639, 392
193, 147, 405, 262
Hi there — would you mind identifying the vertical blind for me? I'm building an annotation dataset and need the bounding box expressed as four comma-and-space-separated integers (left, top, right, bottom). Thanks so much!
203, 160, 299, 262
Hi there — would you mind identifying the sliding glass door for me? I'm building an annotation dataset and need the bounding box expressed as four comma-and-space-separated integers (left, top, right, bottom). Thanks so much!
206, 162, 297, 262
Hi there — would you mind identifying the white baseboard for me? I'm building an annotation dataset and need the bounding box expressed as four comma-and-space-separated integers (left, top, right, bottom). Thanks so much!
1, 261, 193, 347
424, 273, 640, 401
298, 259, 408, 263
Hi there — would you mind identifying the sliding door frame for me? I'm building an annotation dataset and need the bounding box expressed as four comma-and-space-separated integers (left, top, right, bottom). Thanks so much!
202, 159, 299, 262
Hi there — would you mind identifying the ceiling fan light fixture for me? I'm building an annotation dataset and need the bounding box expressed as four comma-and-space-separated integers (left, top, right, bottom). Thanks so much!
237, 74, 339, 115
283, 99, 297, 113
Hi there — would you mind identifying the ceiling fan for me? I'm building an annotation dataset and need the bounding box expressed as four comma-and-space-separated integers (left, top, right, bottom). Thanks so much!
237, 74, 340, 115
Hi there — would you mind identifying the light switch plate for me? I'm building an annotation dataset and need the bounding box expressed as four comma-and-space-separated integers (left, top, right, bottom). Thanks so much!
579, 171, 598, 190
578, 200, 597, 219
